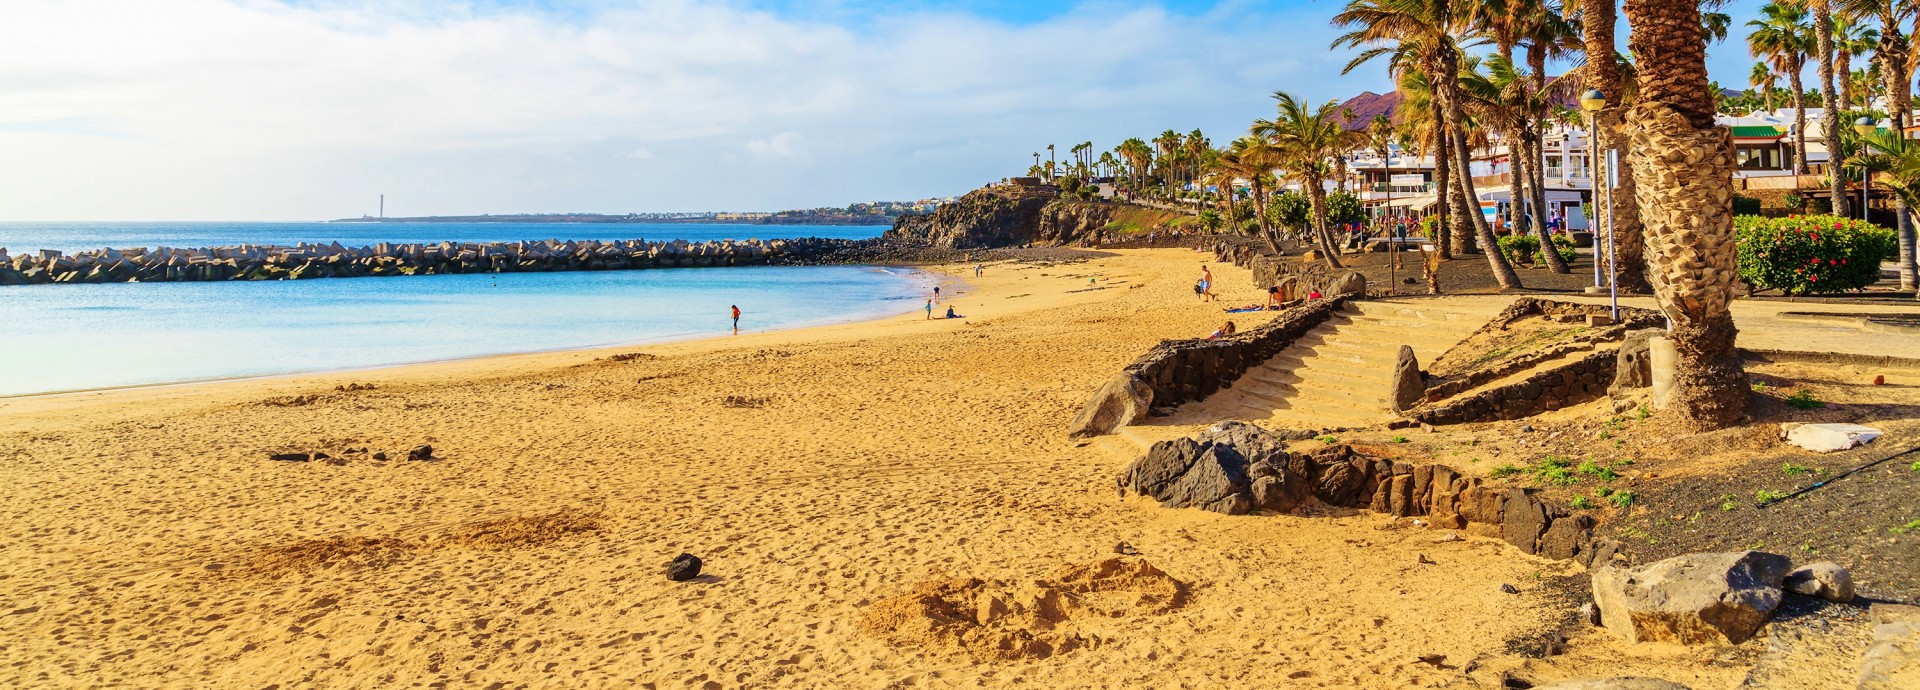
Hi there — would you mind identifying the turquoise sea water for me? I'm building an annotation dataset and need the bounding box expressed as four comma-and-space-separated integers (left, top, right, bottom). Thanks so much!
0, 223, 925, 396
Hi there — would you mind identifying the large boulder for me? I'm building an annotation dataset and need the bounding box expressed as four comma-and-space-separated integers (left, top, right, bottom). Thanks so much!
1591, 551, 1792, 645
1330, 271, 1367, 297
1119, 437, 1253, 515
1390, 345, 1423, 413
1068, 373, 1153, 439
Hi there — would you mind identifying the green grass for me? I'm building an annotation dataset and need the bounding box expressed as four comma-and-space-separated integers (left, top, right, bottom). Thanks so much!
1719, 494, 1738, 511
1532, 456, 1578, 486
1781, 462, 1820, 476
1570, 496, 1595, 510
1910, 460, 1919, 472
1892, 520, 1920, 535
1596, 487, 1616, 498
1608, 491, 1636, 509
1318, 435, 1338, 445
1597, 430, 1612, 440
1389, 435, 1408, 444
1490, 463, 1525, 479
1577, 459, 1619, 482
1755, 488, 1787, 505
1637, 404, 1652, 420
1786, 389, 1823, 410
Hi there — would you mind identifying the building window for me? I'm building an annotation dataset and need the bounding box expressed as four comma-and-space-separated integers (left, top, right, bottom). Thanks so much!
1735, 143, 1785, 170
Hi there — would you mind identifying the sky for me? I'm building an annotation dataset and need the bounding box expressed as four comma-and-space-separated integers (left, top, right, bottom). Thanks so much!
0, 0, 1777, 220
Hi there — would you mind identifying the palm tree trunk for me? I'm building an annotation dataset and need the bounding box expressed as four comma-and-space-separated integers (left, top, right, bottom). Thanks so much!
1586, 0, 1650, 292
1527, 128, 1571, 273
1253, 182, 1281, 254
1431, 103, 1455, 260
1307, 179, 1344, 268
1789, 65, 1810, 174
1527, 46, 1562, 274
1623, 0, 1749, 430
1816, 1, 1847, 216
1884, 21, 1920, 293
1838, 49, 1854, 109
1451, 125, 1521, 288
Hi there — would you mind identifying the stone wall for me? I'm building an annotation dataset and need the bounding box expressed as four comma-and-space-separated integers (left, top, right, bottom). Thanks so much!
1405, 349, 1619, 426
1120, 422, 1626, 566
1204, 235, 1350, 296
1067, 297, 1349, 438
1420, 298, 1664, 401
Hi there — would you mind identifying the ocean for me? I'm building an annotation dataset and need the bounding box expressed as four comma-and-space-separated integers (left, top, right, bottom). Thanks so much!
0, 222, 926, 396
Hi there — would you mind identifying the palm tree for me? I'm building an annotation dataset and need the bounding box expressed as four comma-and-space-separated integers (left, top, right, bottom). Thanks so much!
1834, 15, 1880, 107
1465, 55, 1572, 272
1395, 67, 1455, 260
1844, 0, 1917, 291
1255, 92, 1352, 267
1623, 0, 1751, 429
1333, 0, 1522, 288
1851, 128, 1920, 295
1748, 2, 1815, 175
1750, 62, 1778, 111
1799, 0, 1851, 216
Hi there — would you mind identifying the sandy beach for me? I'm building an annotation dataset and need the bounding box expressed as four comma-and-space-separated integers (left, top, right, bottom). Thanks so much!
0, 249, 1760, 688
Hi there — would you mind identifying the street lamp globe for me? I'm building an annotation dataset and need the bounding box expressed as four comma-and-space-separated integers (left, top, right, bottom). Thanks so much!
1580, 89, 1606, 112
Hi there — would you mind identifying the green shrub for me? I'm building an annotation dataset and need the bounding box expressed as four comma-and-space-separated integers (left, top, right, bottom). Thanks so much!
1756, 488, 1787, 504
1786, 389, 1823, 410
1734, 214, 1898, 295
1608, 491, 1636, 509
1570, 496, 1595, 510
1326, 190, 1366, 226
1732, 194, 1762, 215
1491, 463, 1525, 478
1197, 209, 1225, 231
1498, 234, 1542, 265
1268, 192, 1310, 229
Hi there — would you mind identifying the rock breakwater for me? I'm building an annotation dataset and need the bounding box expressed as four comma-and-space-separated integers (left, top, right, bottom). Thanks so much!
0, 236, 990, 286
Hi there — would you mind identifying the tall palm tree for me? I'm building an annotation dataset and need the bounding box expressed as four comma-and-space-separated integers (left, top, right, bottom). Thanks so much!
1255, 92, 1351, 267
1843, 0, 1918, 291
1396, 66, 1456, 260
1623, 0, 1750, 429
1834, 15, 1880, 107
1577, 0, 1651, 291
1748, 2, 1815, 174
1465, 55, 1572, 272
1750, 62, 1778, 111
1333, 0, 1522, 288
1218, 136, 1288, 252
1799, 0, 1853, 216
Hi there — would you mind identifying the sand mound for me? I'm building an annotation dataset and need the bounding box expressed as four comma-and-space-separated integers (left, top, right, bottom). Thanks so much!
858, 557, 1186, 663
439, 512, 601, 549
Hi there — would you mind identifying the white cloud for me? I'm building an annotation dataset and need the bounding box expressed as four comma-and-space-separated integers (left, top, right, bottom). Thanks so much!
745, 132, 805, 160
0, 0, 1385, 220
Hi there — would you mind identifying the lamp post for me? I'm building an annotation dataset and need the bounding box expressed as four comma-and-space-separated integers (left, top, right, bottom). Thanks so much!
1581, 89, 1608, 299
1855, 117, 1876, 223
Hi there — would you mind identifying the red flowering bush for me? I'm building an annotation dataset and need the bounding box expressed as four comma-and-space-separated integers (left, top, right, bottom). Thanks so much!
1734, 215, 1898, 295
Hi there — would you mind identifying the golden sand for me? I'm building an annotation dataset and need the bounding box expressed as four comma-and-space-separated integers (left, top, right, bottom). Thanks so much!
0, 249, 1757, 688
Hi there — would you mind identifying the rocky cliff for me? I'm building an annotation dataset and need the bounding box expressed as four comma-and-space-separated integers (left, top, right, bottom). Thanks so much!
886, 186, 1184, 249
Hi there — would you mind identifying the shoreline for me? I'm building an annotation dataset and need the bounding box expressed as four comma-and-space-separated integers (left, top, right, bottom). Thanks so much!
0, 264, 953, 402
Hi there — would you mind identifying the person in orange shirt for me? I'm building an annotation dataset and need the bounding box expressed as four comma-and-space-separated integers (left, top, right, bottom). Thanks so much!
731, 305, 741, 335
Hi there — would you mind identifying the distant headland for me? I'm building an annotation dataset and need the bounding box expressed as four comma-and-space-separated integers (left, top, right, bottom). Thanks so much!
331, 199, 957, 226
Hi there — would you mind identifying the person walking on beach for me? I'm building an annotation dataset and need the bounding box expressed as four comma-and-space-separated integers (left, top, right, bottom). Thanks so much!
932, 285, 941, 303
730, 305, 741, 335
1197, 265, 1215, 302
925, 299, 933, 320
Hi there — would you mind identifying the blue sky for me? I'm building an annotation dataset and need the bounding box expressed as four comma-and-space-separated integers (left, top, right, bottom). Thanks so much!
0, 0, 1800, 220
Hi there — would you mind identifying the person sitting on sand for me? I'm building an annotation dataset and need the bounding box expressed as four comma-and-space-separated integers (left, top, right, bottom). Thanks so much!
945, 306, 963, 319
1205, 320, 1236, 340
1266, 286, 1283, 309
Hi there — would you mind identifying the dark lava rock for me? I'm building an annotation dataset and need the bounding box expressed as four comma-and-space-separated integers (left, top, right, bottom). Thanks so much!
269, 452, 310, 462
1119, 432, 1253, 515
1501, 583, 1520, 594
372, 452, 389, 461
666, 553, 703, 581
1390, 345, 1424, 413
407, 445, 433, 461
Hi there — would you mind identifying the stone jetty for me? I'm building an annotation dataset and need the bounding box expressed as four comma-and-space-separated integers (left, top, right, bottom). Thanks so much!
0, 237, 889, 286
